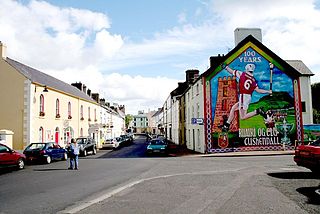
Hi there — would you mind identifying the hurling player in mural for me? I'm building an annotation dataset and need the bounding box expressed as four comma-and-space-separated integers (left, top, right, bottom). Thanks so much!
221, 63, 272, 131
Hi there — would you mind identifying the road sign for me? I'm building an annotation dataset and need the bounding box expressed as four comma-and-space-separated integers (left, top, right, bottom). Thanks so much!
191, 118, 204, 125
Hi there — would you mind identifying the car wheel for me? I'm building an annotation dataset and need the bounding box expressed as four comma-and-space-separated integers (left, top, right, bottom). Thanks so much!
63, 153, 68, 160
83, 150, 87, 157
17, 158, 25, 169
46, 156, 52, 164
93, 147, 97, 155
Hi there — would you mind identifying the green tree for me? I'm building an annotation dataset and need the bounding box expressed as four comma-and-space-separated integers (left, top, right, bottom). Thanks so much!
125, 114, 133, 129
312, 83, 320, 123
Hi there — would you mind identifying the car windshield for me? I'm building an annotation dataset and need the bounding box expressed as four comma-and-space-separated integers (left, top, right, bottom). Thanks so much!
150, 140, 166, 145
25, 143, 46, 150
76, 138, 87, 144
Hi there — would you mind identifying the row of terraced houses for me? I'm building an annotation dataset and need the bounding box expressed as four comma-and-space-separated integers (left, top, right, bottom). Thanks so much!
0, 42, 125, 150
161, 28, 314, 154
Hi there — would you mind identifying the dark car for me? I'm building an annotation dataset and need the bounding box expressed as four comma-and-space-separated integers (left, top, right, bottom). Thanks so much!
0, 143, 26, 170
120, 134, 133, 146
75, 137, 97, 156
146, 138, 168, 156
23, 142, 67, 164
294, 139, 320, 174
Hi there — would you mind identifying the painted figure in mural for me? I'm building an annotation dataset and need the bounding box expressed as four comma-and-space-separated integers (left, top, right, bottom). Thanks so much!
221, 63, 272, 131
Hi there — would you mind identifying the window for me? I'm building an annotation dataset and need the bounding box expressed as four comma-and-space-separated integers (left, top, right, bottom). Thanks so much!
197, 103, 200, 117
301, 101, 306, 112
80, 128, 83, 137
222, 99, 227, 111
56, 99, 60, 118
94, 109, 97, 122
80, 105, 84, 120
39, 95, 45, 116
68, 102, 72, 119
39, 127, 44, 142
196, 84, 199, 95
223, 87, 228, 97
88, 107, 91, 121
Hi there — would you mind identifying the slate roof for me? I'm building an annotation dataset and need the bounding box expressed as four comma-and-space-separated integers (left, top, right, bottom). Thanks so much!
5, 58, 96, 103
285, 60, 314, 76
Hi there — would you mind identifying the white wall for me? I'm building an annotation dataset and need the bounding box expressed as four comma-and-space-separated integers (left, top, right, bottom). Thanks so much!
185, 79, 205, 153
300, 76, 313, 124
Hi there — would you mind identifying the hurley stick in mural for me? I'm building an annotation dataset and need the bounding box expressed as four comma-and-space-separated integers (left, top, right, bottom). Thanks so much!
220, 63, 272, 132
269, 63, 274, 96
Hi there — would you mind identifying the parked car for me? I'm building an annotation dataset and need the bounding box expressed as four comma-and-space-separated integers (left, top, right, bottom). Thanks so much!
146, 138, 168, 155
294, 139, 320, 174
75, 137, 97, 156
120, 134, 133, 146
0, 143, 26, 170
23, 142, 67, 164
102, 138, 121, 150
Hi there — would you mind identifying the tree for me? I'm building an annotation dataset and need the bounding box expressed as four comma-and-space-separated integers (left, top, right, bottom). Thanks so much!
125, 114, 133, 129
311, 83, 320, 123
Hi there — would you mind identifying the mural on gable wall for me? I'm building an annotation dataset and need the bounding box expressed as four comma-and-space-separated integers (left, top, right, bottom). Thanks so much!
204, 45, 303, 153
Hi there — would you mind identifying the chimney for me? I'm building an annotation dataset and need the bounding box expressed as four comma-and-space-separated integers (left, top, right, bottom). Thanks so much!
91, 93, 99, 103
71, 82, 83, 91
185, 69, 200, 84
234, 28, 262, 46
87, 89, 91, 97
0, 41, 7, 59
106, 102, 110, 107
83, 85, 87, 94
209, 54, 225, 68
100, 98, 105, 105
119, 105, 125, 114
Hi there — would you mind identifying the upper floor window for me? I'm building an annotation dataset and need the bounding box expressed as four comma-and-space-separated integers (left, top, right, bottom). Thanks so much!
56, 99, 60, 118
94, 109, 97, 122
80, 105, 84, 120
68, 102, 72, 119
39, 94, 45, 116
88, 107, 91, 121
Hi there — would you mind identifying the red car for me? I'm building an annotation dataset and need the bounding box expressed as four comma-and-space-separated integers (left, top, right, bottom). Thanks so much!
294, 139, 320, 174
0, 143, 26, 170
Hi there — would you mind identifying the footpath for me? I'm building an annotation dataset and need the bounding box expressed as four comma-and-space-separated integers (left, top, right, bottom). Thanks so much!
167, 143, 294, 157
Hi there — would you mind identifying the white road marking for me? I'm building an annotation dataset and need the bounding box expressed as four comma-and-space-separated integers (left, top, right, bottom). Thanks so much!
59, 168, 246, 214
315, 189, 320, 196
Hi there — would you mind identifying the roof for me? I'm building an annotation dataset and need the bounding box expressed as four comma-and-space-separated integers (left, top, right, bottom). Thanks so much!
285, 60, 314, 76
203, 35, 303, 80
5, 58, 96, 103
152, 108, 163, 117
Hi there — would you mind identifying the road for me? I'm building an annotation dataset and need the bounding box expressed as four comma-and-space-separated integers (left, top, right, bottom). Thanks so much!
0, 135, 319, 214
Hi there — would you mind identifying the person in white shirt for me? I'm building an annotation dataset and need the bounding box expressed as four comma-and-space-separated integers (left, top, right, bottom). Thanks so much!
68, 138, 80, 170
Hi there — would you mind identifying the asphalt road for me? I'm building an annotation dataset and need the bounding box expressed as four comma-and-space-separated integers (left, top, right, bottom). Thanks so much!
0, 136, 319, 214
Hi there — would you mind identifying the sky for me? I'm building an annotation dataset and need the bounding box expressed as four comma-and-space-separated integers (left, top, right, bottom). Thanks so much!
1, 0, 320, 115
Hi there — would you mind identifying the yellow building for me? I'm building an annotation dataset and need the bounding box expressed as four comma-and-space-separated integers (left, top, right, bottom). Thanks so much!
0, 42, 101, 150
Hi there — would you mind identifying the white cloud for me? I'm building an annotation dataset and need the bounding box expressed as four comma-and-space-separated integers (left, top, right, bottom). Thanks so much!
47, 67, 178, 114
1, 0, 320, 114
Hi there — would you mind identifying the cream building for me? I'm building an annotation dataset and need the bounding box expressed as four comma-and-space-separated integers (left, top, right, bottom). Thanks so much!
0, 42, 124, 150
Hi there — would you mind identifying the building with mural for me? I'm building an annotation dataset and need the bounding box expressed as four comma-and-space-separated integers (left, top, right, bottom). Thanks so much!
164, 28, 314, 153
0, 42, 125, 150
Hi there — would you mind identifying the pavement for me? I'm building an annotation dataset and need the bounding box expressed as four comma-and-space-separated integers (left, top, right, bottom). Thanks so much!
167, 143, 295, 158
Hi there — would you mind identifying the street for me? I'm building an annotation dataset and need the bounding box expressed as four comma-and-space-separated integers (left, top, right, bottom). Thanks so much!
0, 136, 319, 214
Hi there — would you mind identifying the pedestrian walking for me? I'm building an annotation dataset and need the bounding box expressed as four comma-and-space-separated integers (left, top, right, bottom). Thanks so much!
68, 138, 80, 170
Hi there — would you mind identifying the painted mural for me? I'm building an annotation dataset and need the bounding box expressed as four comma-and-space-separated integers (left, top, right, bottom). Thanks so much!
206, 45, 301, 152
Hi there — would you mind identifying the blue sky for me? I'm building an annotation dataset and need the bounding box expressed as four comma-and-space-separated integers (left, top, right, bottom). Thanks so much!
2, 0, 320, 114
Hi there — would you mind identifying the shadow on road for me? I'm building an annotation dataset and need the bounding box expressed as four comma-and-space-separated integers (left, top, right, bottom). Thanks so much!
297, 186, 320, 205
33, 168, 69, 171
267, 171, 320, 179
268, 171, 320, 206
